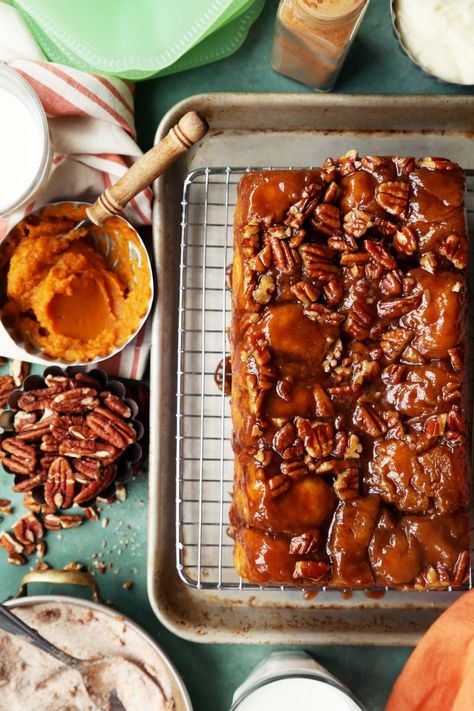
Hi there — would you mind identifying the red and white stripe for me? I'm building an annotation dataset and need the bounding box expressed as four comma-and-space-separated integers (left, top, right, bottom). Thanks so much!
0, 53, 153, 380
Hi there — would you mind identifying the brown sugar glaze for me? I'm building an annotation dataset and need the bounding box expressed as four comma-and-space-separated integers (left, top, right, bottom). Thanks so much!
229, 154, 470, 591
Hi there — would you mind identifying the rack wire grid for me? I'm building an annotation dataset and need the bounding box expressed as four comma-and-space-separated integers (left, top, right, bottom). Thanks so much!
176, 166, 474, 592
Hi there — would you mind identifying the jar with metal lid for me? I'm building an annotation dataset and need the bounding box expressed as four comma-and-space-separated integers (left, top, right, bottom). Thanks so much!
0, 63, 51, 216
271, 0, 370, 91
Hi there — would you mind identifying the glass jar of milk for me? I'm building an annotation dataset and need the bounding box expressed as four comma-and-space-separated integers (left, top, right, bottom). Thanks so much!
231, 651, 366, 711
0, 63, 51, 216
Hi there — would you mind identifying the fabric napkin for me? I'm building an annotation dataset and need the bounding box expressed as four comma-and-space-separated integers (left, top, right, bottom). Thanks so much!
386, 589, 474, 711
0, 3, 153, 379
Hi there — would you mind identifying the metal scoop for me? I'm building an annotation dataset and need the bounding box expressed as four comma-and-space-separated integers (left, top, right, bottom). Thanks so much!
0, 602, 125, 710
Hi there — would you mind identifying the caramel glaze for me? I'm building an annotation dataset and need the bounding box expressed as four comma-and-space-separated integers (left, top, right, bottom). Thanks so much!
229, 156, 470, 590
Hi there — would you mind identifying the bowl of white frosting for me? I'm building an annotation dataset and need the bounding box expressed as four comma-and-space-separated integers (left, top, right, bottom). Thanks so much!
1, 570, 192, 711
391, 0, 474, 86
0, 63, 52, 216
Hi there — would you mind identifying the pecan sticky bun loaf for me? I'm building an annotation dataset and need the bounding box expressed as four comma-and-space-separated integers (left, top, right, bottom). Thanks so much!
229, 153, 470, 590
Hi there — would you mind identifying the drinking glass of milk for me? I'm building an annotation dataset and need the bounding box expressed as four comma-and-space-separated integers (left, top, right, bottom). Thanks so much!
231, 651, 366, 711
0, 63, 51, 216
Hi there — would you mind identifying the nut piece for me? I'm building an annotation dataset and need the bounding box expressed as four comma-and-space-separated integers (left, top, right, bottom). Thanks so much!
0, 531, 24, 555
300, 243, 339, 281
252, 273, 275, 305
12, 513, 43, 545
289, 529, 320, 555
377, 291, 422, 319
249, 244, 272, 273
416, 157, 455, 171
439, 234, 467, 270
0, 375, 16, 408
304, 303, 346, 327
293, 560, 330, 582
394, 226, 417, 255
375, 181, 410, 217
280, 460, 308, 478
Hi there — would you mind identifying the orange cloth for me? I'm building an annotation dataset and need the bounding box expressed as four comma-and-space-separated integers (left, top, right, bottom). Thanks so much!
387, 589, 474, 711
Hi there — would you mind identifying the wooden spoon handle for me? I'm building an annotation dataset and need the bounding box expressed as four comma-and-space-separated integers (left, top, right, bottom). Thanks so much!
86, 110, 208, 225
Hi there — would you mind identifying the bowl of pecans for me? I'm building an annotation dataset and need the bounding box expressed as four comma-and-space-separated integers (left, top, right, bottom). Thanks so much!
0, 367, 144, 523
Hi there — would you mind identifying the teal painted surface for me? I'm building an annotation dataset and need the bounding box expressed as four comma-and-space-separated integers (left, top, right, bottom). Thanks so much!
3, 0, 467, 707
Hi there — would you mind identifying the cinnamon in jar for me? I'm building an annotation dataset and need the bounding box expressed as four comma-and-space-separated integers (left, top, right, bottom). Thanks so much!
271, 0, 370, 91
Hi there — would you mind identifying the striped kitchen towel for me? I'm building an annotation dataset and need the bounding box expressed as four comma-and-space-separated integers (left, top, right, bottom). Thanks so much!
0, 3, 152, 380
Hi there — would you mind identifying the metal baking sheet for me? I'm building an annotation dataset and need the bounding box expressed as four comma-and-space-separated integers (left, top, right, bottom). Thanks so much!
149, 93, 474, 644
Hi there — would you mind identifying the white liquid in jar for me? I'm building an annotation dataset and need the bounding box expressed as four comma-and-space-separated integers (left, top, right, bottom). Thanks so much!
236, 677, 362, 710
395, 0, 474, 85
0, 86, 45, 212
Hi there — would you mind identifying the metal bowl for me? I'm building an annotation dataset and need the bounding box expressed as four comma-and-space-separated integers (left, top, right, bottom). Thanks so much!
0, 201, 154, 367
2, 568, 192, 710
390, 0, 474, 88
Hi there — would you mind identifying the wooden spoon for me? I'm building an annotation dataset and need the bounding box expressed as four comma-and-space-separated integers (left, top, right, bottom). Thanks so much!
70, 109, 208, 233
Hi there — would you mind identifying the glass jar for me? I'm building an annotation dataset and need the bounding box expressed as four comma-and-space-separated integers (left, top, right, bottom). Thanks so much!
0, 63, 51, 216
231, 651, 366, 710
271, 0, 370, 91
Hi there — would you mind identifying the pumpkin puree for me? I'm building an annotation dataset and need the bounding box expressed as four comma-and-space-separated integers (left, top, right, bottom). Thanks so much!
1, 203, 152, 362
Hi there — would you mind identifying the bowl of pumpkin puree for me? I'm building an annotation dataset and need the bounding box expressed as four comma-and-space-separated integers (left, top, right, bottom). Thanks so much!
0, 202, 153, 364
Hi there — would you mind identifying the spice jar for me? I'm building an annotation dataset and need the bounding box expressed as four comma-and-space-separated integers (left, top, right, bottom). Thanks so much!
271, 0, 370, 91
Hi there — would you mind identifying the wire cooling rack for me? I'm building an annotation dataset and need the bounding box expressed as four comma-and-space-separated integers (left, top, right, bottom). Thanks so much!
175, 166, 474, 591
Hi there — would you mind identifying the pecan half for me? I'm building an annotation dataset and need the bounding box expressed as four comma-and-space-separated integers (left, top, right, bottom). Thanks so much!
304, 303, 346, 327
439, 234, 467, 270
394, 156, 415, 175
375, 181, 409, 217
17, 389, 54, 412
268, 474, 290, 497
300, 243, 339, 281
353, 403, 387, 438
380, 328, 413, 360
101, 393, 133, 419
416, 157, 456, 170
290, 280, 320, 305
280, 460, 308, 478
284, 183, 323, 228
379, 269, 403, 295
276, 377, 293, 402
322, 181, 341, 204
59, 438, 119, 463
313, 384, 335, 418
12, 472, 47, 493
448, 347, 463, 372
289, 529, 320, 555
323, 278, 344, 306
51, 388, 99, 414
345, 299, 373, 341
296, 418, 334, 459
12, 513, 43, 545
0, 531, 23, 555
0, 375, 16, 408
270, 237, 300, 274
86, 407, 136, 449
73, 464, 117, 505
334, 468, 359, 500
394, 226, 417, 255
273, 423, 296, 455
343, 209, 373, 238
44, 457, 75, 510
382, 364, 407, 385
377, 291, 422, 319
364, 240, 396, 270
293, 560, 330, 582
311, 203, 340, 235
249, 244, 272, 273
